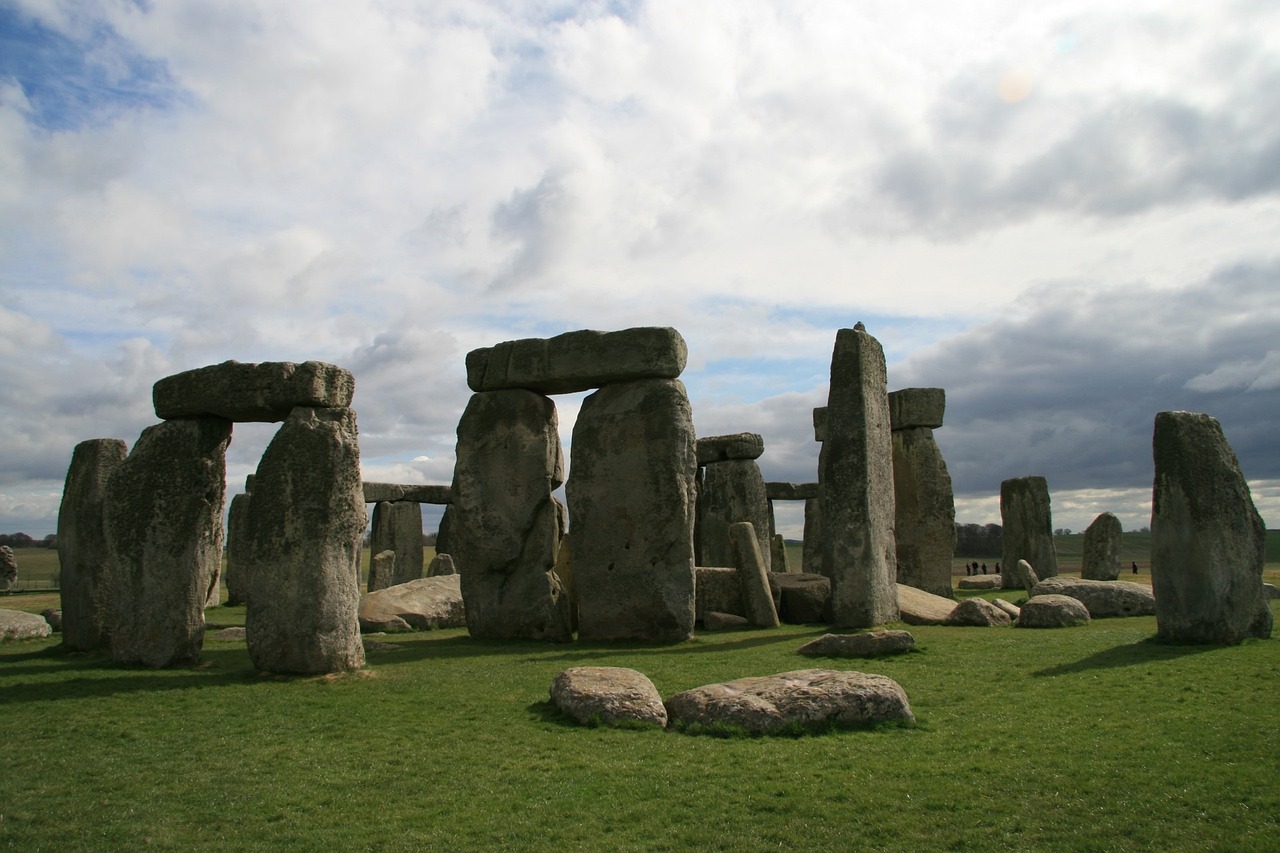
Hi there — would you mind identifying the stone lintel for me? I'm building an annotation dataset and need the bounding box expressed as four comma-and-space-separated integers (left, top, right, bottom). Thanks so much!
889, 388, 945, 430
696, 433, 764, 464
361, 482, 453, 504
154, 360, 355, 422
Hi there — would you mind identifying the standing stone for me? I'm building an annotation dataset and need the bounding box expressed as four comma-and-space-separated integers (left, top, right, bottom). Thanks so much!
890, 392, 956, 599
244, 407, 366, 674
369, 550, 397, 592
1151, 411, 1272, 644
426, 552, 456, 577
729, 522, 780, 628
223, 487, 252, 606
0, 546, 17, 592
697, 452, 772, 572
1014, 559, 1040, 595
1000, 476, 1058, 589
56, 438, 128, 651
771, 534, 791, 573
370, 501, 424, 586
1081, 512, 1123, 581
106, 418, 231, 667
820, 326, 899, 628
450, 390, 572, 641
803, 496, 824, 578
568, 379, 697, 643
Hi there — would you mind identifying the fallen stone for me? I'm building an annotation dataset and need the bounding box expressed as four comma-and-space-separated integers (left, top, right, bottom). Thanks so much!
946, 598, 1013, 627
1030, 576, 1156, 618
1014, 559, 1040, 595
153, 360, 354, 422
550, 666, 668, 728
703, 611, 750, 631
208, 626, 246, 642
361, 483, 452, 504
957, 575, 1003, 590
895, 583, 957, 625
892, 424, 956, 598
769, 573, 832, 624
467, 327, 687, 394
41, 608, 62, 631
1017, 594, 1091, 628
665, 669, 915, 735
991, 599, 1022, 620
798, 630, 916, 658
358, 575, 466, 633
696, 433, 764, 464
888, 387, 945, 430
0, 609, 53, 641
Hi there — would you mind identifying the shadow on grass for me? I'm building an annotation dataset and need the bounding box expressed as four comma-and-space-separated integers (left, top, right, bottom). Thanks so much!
1032, 636, 1222, 677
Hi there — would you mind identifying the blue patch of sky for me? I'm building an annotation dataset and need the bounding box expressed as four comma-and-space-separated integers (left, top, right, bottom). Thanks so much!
0, 6, 183, 132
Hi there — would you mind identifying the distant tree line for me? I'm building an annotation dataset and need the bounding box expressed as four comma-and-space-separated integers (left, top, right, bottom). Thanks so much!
954, 523, 1002, 557
0, 532, 57, 548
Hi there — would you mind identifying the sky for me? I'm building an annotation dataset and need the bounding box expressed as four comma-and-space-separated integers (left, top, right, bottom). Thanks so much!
2, 0, 1278, 542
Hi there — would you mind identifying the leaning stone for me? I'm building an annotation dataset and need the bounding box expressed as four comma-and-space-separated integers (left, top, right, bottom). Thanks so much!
0, 609, 53, 641
1081, 512, 1124, 581
358, 575, 465, 632
244, 406, 366, 674
957, 575, 1003, 590
699, 459, 772, 571
1017, 594, 1091, 628
798, 630, 916, 658
370, 501, 424, 587
765, 482, 820, 501
426, 553, 456, 577
550, 666, 668, 728
42, 609, 62, 631
106, 418, 230, 667
368, 550, 397, 593
56, 437, 128, 651
888, 388, 945, 430
704, 611, 751, 631
467, 327, 687, 394
946, 598, 1013, 627
1030, 576, 1156, 618
361, 482, 452, 504
892, 425, 956, 598
769, 573, 833, 623
1014, 559, 1040, 595
895, 583, 957, 625
665, 669, 914, 735
153, 360, 354, 422
696, 433, 764, 464
1000, 475, 1059, 589
1152, 411, 1272, 644
991, 598, 1022, 620
695, 567, 743, 621
730, 522, 779, 628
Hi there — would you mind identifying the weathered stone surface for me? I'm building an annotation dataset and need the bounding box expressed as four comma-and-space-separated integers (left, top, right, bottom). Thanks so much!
1151, 411, 1272, 644
895, 583, 957, 625
223, 489, 252, 606
1264, 583, 1280, 601
1000, 476, 1058, 589
665, 669, 914, 735
1017, 594, 1091, 628
991, 598, 1021, 620
888, 387, 945, 430
370, 501, 424, 587
56, 438, 127, 651
358, 575, 465, 633
466, 327, 687, 394
957, 574, 1003, 590
0, 546, 14, 592
1081, 512, 1124, 580
696, 433, 764, 464
813, 407, 828, 443
244, 407, 366, 674
42, 608, 62, 631
946, 598, 1013, 627
821, 326, 899, 628
153, 360, 354, 422
770, 535, 791, 573
361, 483, 452, 504
698, 458, 772, 571
1030, 576, 1156, 618
802, 497, 824, 578
768, 573, 833, 623
892, 426, 956, 598
730, 522, 780, 628
704, 611, 751, 630
451, 389, 571, 642
550, 666, 667, 728
368, 549, 397, 592
426, 552, 456, 577
695, 566, 743, 620
1014, 559, 1040, 595
0, 609, 53, 641
568, 379, 697, 643
766, 482, 820, 501
798, 629, 916, 658
106, 418, 230, 667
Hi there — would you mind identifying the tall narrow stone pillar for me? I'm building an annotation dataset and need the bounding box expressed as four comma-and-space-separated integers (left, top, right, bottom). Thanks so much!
889, 388, 956, 598
696, 433, 771, 572
1000, 475, 1058, 589
369, 500, 424, 588
223, 476, 252, 606
1081, 512, 1123, 581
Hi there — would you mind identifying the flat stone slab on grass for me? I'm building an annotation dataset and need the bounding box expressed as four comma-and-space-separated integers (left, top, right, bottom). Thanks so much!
895, 583, 956, 625
1030, 576, 1155, 618
957, 575, 1003, 590
358, 575, 465, 633
0, 609, 53, 641
550, 666, 668, 728
153, 360, 354, 422
1017, 594, 1091, 628
467, 327, 687, 394
798, 630, 916, 658
665, 669, 914, 735
946, 598, 1013, 627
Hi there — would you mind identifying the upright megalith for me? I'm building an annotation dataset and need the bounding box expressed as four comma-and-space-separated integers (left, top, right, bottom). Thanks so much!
1000, 476, 1058, 590
1081, 512, 1123, 581
57, 438, 128, 651
805, 409, 828, 578
820, 325, 899, 628
106, 418, 231, 667
730, 522, 780, 628
889, 388, 956, 598
451, 389, 572, 641
370, 501, 424, 588
369, 550, 397, 591
696, 433, 771, 572
153, 360, 354, 422
1151, 411, 1272, 644
244, 406, 366, 674
222, 479, 253, 607
568, 378, 698, 643
466, 327, 686, 394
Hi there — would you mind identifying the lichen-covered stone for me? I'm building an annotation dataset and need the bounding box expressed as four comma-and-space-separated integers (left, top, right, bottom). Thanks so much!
358, 575, 465, 633
892, 426, 956, 598
1030, 576, 1155, 618
1000, 476, 1058, 589
1081, 512, 1124, 580
466, 327, 687, 394
550, 666, 667, 728
153, 360, 354, 422
698, 458, 771, 571
1017, 594, 1091, 628
798, 629, 916, 658
946, 597, 1012, 627
361, 482, 452, 504
696, 433, 764, 464
888, 387, 945, 430
57, 438, 127, 651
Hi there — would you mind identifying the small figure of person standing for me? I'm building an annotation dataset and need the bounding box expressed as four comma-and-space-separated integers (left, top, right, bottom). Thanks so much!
1132, 561, 1139, 574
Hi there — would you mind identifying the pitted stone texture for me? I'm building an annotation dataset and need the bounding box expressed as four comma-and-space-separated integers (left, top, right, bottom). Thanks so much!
153, 360, 354, 422
730, 522, 779, 628
665, 669, 914, 735
766, 482, 820, 501
223, 491, 251, 606
1017, 594, 1091, 628
368, 550, 397, 593
0, 609, 52, 641
358, 575, 465, 633
57, 437, 127, 651
958, 574, 1003, 590
362, 483, 452, 504
106, 418, 230, 667
695, 566, 744, 621
1000, 476, 1059, 589
888, 388, 945, 430
244, 407, 366, 674
1081, 512, 1124, 581
370, 501, 424, 587
946, 598, 1013, 627
696, 433, 764, 464
466, 327, 687, 394
550, 667, 668, 728
1152, 411, 1272, 644
821, 326, 899, 628
568, 379, 697, 643
895, 583, 957, 625
892, 427, 956, 598
768, 573, 832, 624
451, 389, 571, 642
698, 458, 772, 571
991, 598, 1022, 620
1014, 559, 1041, 595
798, 630, 916, 658
1031, 576, 1155, 618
